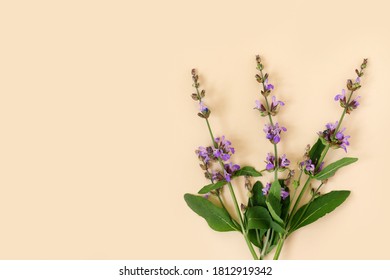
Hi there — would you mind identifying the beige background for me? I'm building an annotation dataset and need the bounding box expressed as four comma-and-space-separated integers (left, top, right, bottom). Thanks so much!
0, 0, 389, 259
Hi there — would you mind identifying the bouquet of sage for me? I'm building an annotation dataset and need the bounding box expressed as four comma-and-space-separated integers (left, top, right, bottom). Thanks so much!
184, 56, 367, 260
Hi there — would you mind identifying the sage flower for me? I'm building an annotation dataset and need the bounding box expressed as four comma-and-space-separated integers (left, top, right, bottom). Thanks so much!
263, 123, 287, 144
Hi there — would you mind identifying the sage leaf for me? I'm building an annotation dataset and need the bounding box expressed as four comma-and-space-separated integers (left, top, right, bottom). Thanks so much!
266, 194, 284, 225
184, 194, 240, 232
249, 181, 266, 207
270, 221, 286, 234
198, 181, 226, 194
290, 190, 351, 232
234, 166, 262, 177
309, 138, 326, 164
314, 158, 358, 181
246, 206, 271, 230
269, 180, 281, 203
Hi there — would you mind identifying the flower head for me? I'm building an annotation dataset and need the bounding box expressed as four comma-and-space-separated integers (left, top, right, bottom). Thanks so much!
265, 153, 275, 170
213, 136, 235, 161
264, 79, 274, 91
198, 101, 210, 118
318, 122, 351, 152
262, 182, 271, 195
263, 123, 287, 144
300, 159, 324, 176
223, 162, 240, 182
281, 188, 289, 200
254, 100, 268, 116
269, 96, 284, 116
279, 154, 290, 168
195, 146, 215, 164
334, 89, 361, 114
264, 153, 290, 171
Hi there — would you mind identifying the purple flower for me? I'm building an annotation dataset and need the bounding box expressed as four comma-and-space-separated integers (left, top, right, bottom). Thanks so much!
300, 159, 315, 172
265, 153, 275, 170
318, 122, 351, 152
334, 89, 346, 101
196, 146, 215, 164
262, 182, 271, 195
199, 101, 209, 114
334, 89, 361, 114
348, 96, 361, 111
269, 96, 284, 116
356, 77, 361, 83
335, 128, 351, 152
263, 122, 287, 144
254, 100, 268, 116
300, 159, 324, 175
279, 154, 290, 168
223, 162, 240, 182
281, 188, 289, 200
264, 79, 274, 91
213, 136, 235, 161
211, 171, 224, 182
264, 153, 290, 170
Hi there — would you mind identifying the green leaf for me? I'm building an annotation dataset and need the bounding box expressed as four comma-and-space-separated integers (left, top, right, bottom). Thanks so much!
246, 206, 271, 230
314, 158, 358, 181
198, 181, 226, 194
184, 194, 240, 232
309, 138, 326, 164
269, 180, 281, 203
270, 221, 286, 234
234, 166, 262, 177
249, 181, 266, 207
266, 194, 284, 225
248, 229, 266, 248
290, 190, 351, 232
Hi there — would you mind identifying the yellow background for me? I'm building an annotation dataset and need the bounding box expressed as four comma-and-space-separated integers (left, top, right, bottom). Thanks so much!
0, 0, 389, 259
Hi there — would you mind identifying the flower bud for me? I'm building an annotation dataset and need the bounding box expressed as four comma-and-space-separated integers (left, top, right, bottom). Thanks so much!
200, 89, 205, 98
191, 93, 199, 100
347, 79, 353, 90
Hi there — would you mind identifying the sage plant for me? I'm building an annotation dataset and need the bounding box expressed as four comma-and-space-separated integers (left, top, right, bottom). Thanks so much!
184, 57, 368, 260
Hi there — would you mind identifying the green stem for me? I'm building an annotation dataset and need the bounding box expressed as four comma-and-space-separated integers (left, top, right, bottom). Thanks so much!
226, 180, 258, 260
260, 229, 271, 259
273, 235, 285, 260
288, 182, 324, 234
335, 90, 354, 132
286, 177, 311, 227
196, 86, 258, 259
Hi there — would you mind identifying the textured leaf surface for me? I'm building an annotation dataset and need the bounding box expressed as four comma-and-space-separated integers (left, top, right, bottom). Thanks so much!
184, 194, 239, 232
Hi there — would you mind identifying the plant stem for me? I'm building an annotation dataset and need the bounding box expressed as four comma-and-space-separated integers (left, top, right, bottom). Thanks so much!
286, 177, 311, 227
195, 86, 258, 259
226, 181, 259, 260
273, 235, 285, 260
260, 229, 271, 259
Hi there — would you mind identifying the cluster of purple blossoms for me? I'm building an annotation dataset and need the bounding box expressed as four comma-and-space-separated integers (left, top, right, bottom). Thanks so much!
262, 182, 289, 200
195, 136, 240, 182
195, 146, 215, 164
265, 153, 290, 171
334, 89, 361, 114
318, 121, 351, 152
214, 136, 235, 161
255, 96, 285, 117
300, 159, 324, 176
263, 123, 287, 144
